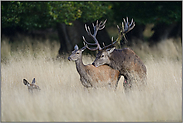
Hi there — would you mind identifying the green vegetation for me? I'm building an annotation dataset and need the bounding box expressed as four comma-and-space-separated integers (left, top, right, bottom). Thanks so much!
2, 1, 181, 29
2, 1, 181, 54
2, 1, 111, 30
111, 2, 181, 25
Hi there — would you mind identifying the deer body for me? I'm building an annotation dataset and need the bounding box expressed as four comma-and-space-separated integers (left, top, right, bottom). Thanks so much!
93, 47, 147, 90
82, 17, 147, 91
68, 45, 120, 89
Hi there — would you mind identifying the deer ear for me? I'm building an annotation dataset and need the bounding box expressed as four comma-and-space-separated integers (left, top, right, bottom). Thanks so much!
32, 78, 36, 84
23, 79, 30, 86
107, 47, 115, 54
74, 45, 79, 50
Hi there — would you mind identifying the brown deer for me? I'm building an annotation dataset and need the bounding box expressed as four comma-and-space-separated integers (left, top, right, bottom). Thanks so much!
82, 17, 147, 91
68, 44, 120, 89
23, 78, 41, 93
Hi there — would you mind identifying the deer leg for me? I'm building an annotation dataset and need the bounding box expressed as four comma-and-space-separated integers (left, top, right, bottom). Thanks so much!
123, 76, 132, 92
114, 75, 121, 91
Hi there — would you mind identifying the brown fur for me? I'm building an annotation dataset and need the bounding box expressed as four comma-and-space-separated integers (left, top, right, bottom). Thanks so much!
93, 47, 147, 91
84, 64, 120, 88
68, 45, 120, 89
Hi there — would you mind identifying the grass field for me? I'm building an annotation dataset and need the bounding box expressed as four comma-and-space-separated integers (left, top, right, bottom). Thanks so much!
1, 36, 182, 122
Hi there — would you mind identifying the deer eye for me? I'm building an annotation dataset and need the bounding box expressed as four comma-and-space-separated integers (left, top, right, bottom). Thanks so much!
101, 55, 104, 57
76, 52, 79, 54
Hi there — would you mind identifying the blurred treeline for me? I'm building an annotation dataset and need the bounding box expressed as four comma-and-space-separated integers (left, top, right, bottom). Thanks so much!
1, 1, 182, 56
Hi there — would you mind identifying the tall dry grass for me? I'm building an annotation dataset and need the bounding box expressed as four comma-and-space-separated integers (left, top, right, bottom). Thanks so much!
1, 36, 182, 122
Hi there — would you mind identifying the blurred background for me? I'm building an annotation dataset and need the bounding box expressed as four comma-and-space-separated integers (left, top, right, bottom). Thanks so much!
1, 2, 182, 122
1, 1, 182, 58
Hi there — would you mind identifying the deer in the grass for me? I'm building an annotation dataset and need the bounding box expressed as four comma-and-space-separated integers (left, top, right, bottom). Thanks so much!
23, 78, 41, 93
83, 17, 147, 91
68, 43, 120, 89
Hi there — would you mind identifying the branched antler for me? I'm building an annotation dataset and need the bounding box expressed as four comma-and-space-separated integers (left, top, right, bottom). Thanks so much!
83, 19, 107, 51
117, 17, 135, 43
82, 17, 135, 51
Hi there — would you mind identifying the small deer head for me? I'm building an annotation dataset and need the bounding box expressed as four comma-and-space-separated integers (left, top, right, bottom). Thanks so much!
68, 45, 86, 61
23, 78, 41, 93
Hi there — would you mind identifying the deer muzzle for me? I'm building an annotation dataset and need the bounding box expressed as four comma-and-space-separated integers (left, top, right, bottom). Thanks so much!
92, 62, 99, 67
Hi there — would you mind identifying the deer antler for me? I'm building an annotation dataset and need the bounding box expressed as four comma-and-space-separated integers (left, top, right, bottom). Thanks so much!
118, 17, 135, 43
83, 17, 135, 51
102, 17, 135, 50
83, 19, 107, 51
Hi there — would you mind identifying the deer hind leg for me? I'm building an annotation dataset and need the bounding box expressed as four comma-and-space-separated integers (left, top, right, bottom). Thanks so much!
123, 76, 132, 93
114, 75, 121, 91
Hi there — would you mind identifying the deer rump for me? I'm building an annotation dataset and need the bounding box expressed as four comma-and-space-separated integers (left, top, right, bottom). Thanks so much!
109, 48, 146, 79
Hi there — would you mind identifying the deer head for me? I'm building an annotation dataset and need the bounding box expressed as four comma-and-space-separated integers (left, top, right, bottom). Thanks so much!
68, 45, 87, 61
23, 78, 41, 93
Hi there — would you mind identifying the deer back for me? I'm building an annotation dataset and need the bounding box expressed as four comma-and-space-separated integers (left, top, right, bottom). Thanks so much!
112, 48, 146, 76
84, 64, 120, 88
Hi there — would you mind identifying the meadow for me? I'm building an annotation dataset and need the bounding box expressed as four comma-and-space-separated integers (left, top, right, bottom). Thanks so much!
1, 35, 182, 122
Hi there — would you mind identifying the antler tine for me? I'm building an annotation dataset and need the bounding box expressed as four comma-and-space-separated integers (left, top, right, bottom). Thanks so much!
126, 17, 129, 25
93, 20, 99, 36
92, 23, 95, 30
111, 37, 114, 42
129, 18, 134, 27
82, 41, 87, 48
85, 24, 90, 35
117, 25, 121, 33
123, 18, 127, 27
87, 26, 92, 35
99, 19, 107, 30
102, 42, 105, 47
99, 20, 103, 26
123, 17, 129, 32
96, 20, 99, 27
83, 41, 85, 45
121, 22, 125, 33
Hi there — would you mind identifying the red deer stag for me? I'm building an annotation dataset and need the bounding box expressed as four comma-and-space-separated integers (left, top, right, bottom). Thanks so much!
23, 78, 41, 93
83, 17, 147, 91
68, 43, 120, 89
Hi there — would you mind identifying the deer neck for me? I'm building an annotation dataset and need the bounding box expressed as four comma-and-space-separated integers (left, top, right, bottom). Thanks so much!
75, 55, 86, 76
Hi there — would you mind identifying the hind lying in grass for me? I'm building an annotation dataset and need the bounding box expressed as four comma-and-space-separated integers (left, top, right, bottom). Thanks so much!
23, 78, 41, 93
